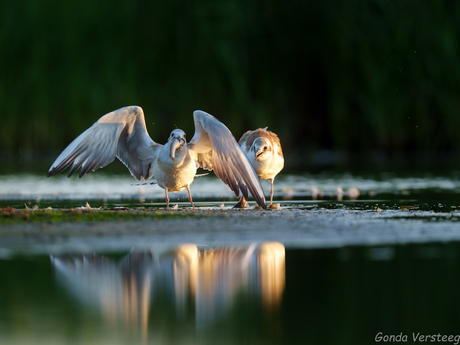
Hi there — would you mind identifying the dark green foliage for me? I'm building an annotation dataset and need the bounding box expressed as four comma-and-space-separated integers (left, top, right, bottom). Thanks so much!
1, 0, 459, 153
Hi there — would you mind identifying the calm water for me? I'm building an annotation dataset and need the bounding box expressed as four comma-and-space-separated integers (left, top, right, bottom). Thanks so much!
2, 171, 460, 211
1, 242, 460, 345
2, 171, 460, 344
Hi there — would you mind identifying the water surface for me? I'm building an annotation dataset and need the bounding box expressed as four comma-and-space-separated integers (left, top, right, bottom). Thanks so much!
1, 242, 460, 345
2, 171, 460, 211
2, 170, 460, 344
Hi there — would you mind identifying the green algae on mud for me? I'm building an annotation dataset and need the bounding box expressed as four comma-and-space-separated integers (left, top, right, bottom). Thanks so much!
0, 207, 199, 224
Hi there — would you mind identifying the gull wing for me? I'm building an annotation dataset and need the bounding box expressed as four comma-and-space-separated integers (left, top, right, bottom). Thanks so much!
188, 110, 267, 209
47, 106, 161, 181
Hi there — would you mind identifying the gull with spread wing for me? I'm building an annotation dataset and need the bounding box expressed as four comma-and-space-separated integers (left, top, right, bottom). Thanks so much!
47, 106, 267, 210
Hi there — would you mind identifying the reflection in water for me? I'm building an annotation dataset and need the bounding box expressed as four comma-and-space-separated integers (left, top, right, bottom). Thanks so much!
51, 252, 154, 342
50, 242, 285, 341
258, 243, 285, 311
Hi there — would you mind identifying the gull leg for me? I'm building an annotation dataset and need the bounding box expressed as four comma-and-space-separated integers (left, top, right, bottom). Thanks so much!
233, 196, 249, 209
186, 186, 197, 210
270, 179, 274, 205
269, 179, 276, 209
165, 189, 170, 210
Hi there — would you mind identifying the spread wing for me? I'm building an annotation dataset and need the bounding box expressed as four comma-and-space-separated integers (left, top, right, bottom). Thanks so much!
188, 110, 267, 209
47, 106, 161, 181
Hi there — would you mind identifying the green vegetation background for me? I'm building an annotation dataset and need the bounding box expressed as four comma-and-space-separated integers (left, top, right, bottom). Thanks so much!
1, 0, 459, 159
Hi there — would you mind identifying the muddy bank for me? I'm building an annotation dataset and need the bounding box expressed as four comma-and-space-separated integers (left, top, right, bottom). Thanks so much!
1, 208, 460, 256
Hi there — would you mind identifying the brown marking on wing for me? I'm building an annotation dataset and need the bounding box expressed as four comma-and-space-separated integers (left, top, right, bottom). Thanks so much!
239, 128, 283, 156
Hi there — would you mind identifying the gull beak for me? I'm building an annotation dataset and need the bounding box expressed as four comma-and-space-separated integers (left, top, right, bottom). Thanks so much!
255, 148, 264, 160
169, 138, 181, 163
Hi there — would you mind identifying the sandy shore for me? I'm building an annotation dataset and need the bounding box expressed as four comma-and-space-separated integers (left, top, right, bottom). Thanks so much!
1, 207, 460, 256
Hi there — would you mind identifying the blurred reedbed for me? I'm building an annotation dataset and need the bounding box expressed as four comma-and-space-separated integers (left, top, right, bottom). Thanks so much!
0, 0, 459, 156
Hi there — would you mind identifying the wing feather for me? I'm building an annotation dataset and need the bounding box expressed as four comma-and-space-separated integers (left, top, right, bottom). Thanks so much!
188, 110, 266, 208
48, 106, 161, 181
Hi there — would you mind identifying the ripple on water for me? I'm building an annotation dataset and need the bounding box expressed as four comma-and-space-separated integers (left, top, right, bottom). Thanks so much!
1, 172, 460, 212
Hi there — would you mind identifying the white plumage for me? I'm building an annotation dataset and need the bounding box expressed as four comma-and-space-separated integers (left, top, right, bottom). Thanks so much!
48, 106, 267, 209
235, 128, 284, 208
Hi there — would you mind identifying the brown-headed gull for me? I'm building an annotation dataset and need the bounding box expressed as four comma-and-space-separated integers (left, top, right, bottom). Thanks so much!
47, 106, 267, 210
234, 128, 284, 209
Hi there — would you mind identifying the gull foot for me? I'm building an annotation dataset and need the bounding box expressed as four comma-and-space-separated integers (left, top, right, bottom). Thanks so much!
233, 198, 249, 209
269, 203, 282, 210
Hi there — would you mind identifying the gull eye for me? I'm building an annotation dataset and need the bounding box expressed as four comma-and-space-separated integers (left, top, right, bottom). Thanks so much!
264, 146, 268, 151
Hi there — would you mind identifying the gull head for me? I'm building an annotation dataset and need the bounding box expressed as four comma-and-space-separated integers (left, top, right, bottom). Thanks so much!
169, 129, 187, 163
252, 137, 272, 162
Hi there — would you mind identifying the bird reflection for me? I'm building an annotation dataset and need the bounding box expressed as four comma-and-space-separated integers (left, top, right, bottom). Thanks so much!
258, 242, 286, 311
50, 252, 154, 343
50, 242, 285, 340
